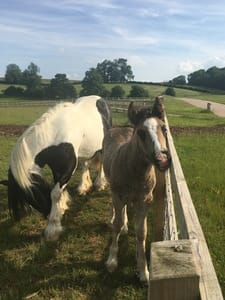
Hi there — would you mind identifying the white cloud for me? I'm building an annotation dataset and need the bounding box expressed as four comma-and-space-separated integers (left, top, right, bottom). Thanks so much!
177, 60, 203, 74
204, 56, 225, 69
138, 8, 160, 18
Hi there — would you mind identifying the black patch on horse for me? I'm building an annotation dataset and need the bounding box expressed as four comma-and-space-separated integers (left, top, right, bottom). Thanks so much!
35, 142, 77, 188
8, 168, 51, 221
96, 98, 112, 134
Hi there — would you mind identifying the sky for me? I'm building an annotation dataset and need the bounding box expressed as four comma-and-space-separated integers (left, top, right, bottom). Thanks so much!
1, 0, 225, 82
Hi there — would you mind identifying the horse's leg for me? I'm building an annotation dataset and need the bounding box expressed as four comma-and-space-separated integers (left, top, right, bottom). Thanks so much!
109, 204, 128, 234
45, 182, 71, 241
44, 144, 76, 241
135, 201, 151, 284
122, 205, 128, 233
94, 163, 107, 191
77, 160, 93, 195
106, 192, 124, 272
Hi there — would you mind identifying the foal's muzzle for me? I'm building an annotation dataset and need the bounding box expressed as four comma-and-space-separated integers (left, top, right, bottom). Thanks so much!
154, 150, 171, 172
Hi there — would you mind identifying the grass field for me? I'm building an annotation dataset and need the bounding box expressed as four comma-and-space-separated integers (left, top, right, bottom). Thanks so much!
0, 99, 225, 299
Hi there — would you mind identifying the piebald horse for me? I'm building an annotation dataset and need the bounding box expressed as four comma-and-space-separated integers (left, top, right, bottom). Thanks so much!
1, 95, 112, 241
103, 97, 171, 284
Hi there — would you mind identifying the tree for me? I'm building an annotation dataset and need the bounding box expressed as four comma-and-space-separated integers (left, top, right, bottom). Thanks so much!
80, 68, 105, 96
96, 58, 134, 83
171, 75, 186, 85
22, 62, 42, 89
48, 73, 77, 99
165, 86, 175, 96
111, 85, 125, 98
5, 64, 22, 84
129, 85, 149, 98
187, 69, 209, 87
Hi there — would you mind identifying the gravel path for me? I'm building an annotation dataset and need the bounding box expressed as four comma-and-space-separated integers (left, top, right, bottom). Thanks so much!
179, 98, 225, 117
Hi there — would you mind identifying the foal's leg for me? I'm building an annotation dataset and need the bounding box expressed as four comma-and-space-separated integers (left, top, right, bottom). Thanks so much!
135, 201, 151, 284
106, 193, 124, 272
77, 160, 93, 195
109, 204, 128, 234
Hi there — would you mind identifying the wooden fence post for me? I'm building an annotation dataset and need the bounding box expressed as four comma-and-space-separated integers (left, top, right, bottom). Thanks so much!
149, 240, 200, 300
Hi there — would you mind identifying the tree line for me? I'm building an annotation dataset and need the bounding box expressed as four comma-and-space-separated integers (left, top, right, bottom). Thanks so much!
4, 60, 225, 99
3, 59, 138, 99
170, 66, 225, 91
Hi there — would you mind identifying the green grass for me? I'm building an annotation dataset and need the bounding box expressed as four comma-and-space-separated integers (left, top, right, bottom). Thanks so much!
174, 134, 225, 294
0, 100, 225, 298
173, 87, 225, 104
164, 97, 225, 127
0, 106, 49, 125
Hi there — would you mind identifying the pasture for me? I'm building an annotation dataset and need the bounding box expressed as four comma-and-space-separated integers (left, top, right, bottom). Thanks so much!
0, 98, 225, 299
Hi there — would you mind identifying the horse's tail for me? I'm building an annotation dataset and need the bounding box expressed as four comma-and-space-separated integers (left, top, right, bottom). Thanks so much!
9, 137, 51, 221
96, 98, 113, 133
8, 168, 52, 221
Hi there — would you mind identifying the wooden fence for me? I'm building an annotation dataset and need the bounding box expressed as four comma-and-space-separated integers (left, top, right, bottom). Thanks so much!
148, 115, 223, 299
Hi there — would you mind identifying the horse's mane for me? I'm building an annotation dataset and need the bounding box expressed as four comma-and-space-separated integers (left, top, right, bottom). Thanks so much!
10, 102, 74, 191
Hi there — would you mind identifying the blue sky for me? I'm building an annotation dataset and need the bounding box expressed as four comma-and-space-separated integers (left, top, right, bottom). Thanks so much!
1, 0, 225, 82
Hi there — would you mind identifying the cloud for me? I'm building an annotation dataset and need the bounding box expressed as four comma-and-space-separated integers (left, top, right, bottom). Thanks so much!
204, 56, 225, 69
112, 27, 159, 46
177, 60, 203, 74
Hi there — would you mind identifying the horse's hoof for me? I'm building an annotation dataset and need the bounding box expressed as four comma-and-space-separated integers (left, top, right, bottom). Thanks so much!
139, 271, 149, 286
44, 223, 63, 241
121, 225, 128, 234
106, 259, 118, 273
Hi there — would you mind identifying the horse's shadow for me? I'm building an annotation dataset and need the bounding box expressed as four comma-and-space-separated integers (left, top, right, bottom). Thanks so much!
0, 185, 148, 299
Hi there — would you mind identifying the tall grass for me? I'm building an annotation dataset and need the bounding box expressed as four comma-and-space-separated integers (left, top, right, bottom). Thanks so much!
174, 134, 225, 294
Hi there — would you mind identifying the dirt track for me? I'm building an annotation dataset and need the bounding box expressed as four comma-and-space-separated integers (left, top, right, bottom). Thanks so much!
179, 98, 225, 117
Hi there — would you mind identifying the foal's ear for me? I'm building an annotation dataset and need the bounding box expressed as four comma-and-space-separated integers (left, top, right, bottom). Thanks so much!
152, 96, 165, 120
128, 101, 139, 125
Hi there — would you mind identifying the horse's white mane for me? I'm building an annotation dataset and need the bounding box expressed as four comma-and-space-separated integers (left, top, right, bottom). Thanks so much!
10, 102, 74, 190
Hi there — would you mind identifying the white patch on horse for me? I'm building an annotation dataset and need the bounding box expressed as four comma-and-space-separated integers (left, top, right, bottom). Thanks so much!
144, 118, 161, 154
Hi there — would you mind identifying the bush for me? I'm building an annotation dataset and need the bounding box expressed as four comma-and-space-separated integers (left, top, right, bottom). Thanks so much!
165, 86, 176, 96
111, 85, 125, 98
129, 85, 149, 97
4, 86, 24, 97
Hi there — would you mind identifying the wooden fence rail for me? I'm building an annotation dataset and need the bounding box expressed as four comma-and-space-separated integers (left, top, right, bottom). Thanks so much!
148, 115, 223, 299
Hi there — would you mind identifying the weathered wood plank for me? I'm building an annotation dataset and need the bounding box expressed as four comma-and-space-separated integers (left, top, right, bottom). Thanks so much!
164, 116, 223, 300
164, 169, 178, 241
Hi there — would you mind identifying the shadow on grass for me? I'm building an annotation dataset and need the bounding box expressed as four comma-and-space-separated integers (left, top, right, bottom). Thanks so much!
0, 185, 150, 299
